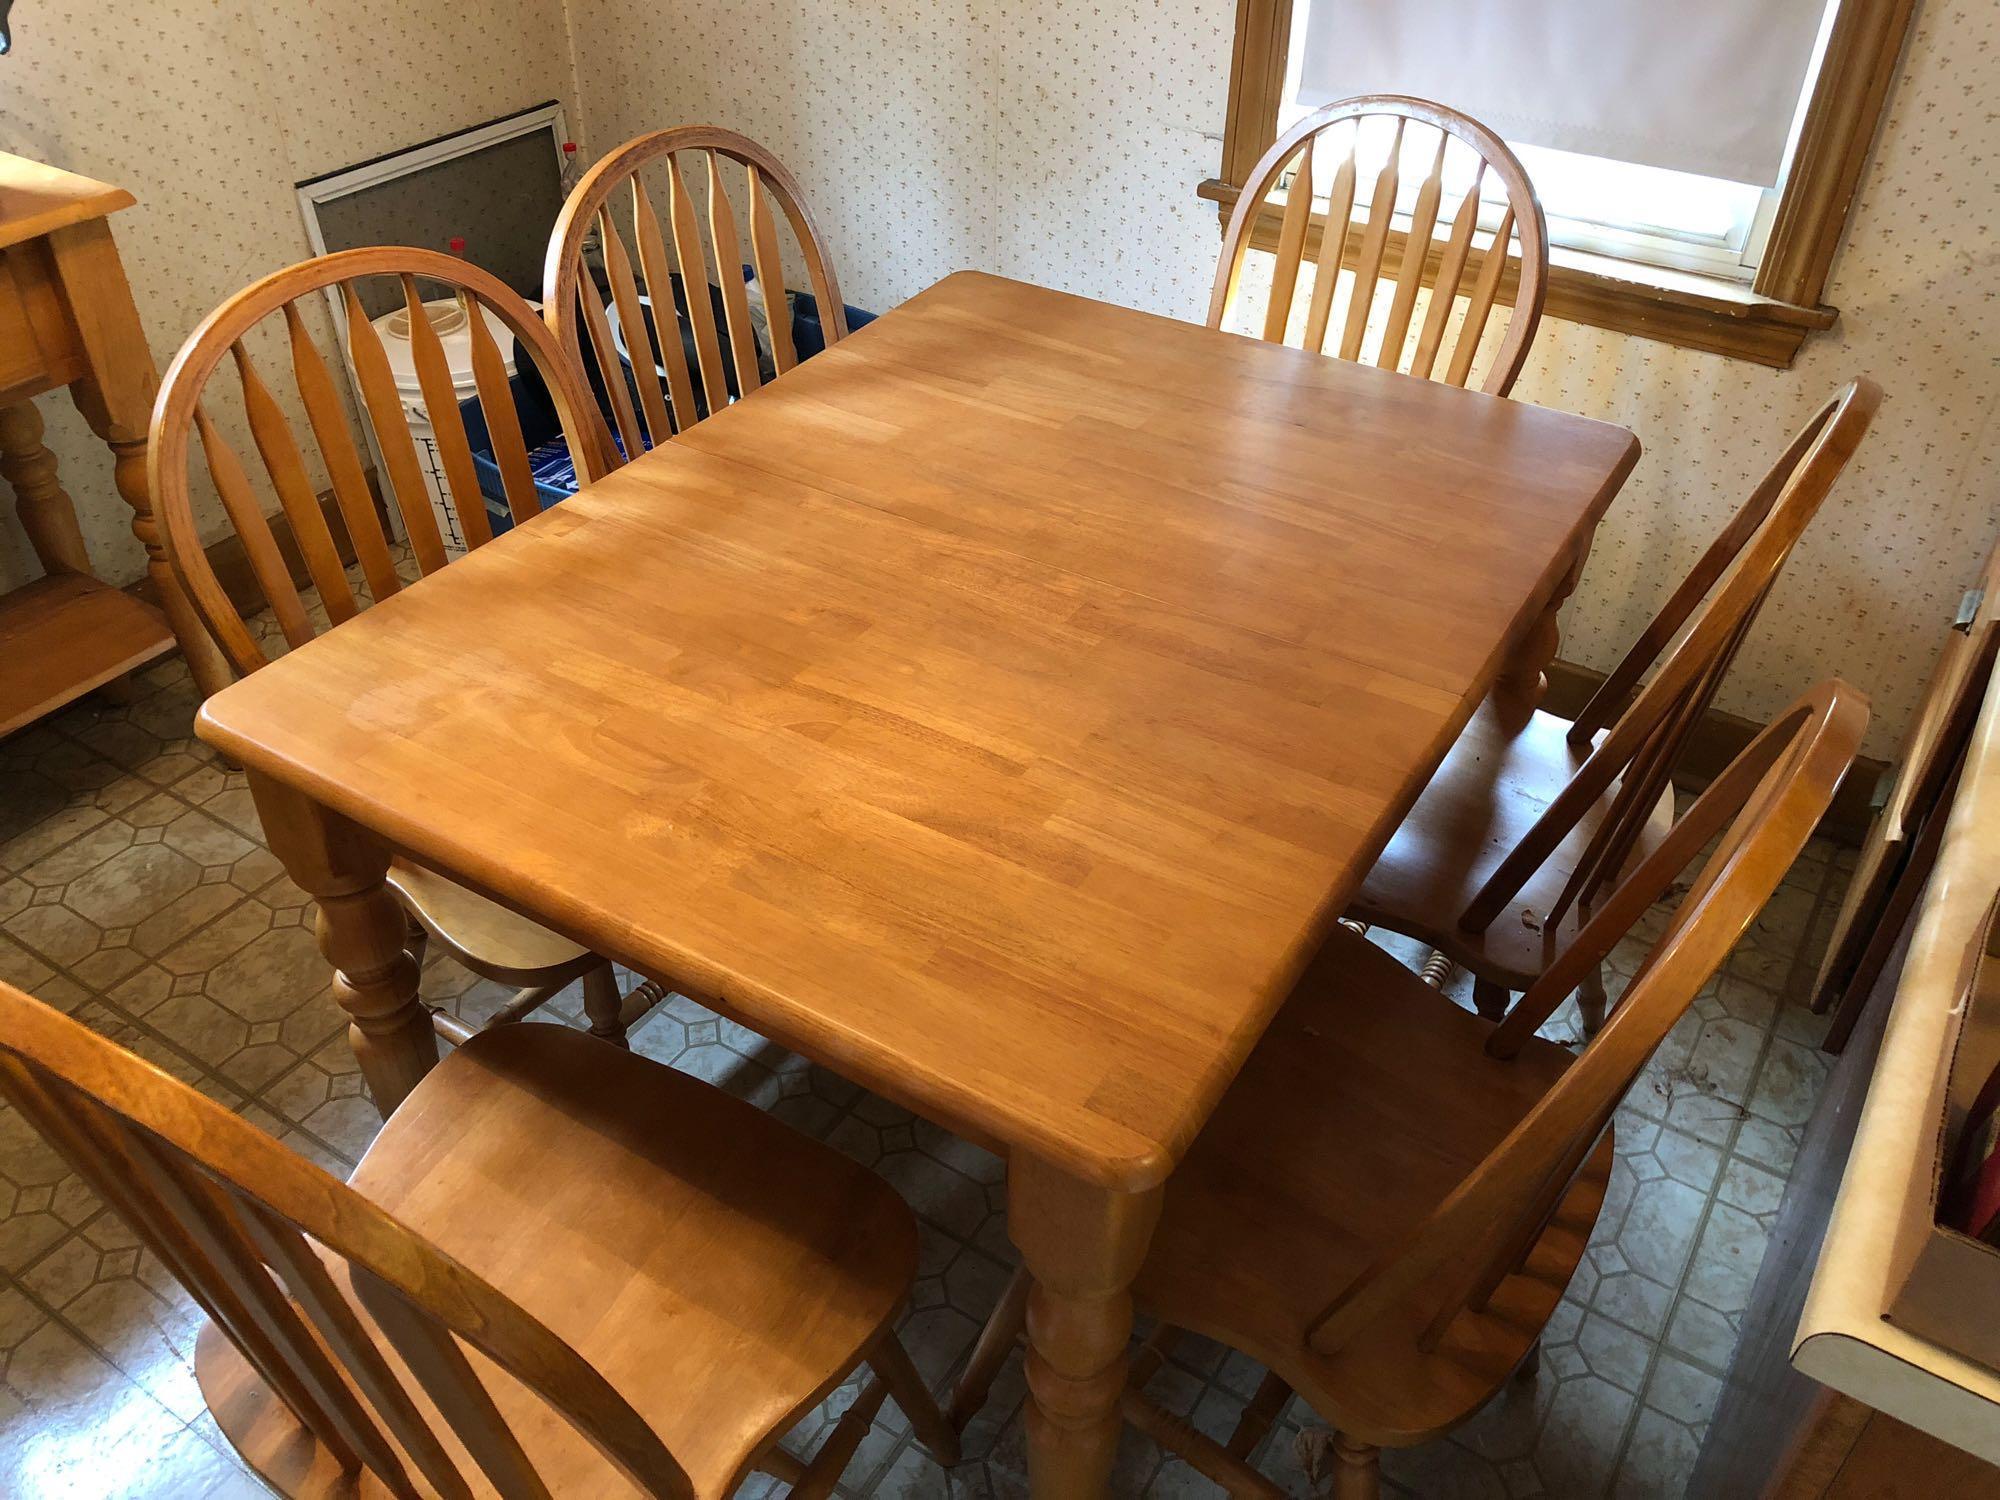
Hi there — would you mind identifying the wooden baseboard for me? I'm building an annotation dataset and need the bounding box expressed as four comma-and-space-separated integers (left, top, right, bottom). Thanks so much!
1544, 660, 1884, 847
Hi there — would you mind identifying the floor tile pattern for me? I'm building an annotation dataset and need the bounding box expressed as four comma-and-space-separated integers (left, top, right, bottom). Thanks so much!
0, 651, 1850, 1498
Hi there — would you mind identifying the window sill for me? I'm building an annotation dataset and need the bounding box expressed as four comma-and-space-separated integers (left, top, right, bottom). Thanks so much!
1196, 178, 1838, 369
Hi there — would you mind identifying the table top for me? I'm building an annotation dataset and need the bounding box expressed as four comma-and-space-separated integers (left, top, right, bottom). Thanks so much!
198, 271, 1639, 1189
0, 153, 134, 250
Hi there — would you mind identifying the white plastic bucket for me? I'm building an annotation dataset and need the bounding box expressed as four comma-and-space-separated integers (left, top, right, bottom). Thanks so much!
371, 298, 518, 558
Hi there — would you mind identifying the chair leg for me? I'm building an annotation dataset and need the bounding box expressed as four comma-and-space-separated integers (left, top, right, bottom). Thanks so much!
579, 961, 629, 1048
407, 919, 463, 1043
1123, 1389, 1285, 1499
1333, 1434, 1380, 1499
1515, 1338, 1542, 1382
1227, 1369, 1293, 1459
1127, 1322, 1183, 1389
791, 1375, 889, 1500
871, 1330, 962, 1466
752, 1444, 807, 1484
948, 1264, 1031, 1430
1472, 976, 1511, 1020
614, 976, 672, 1034
403, 915, 430, 976
1577, 964, 1609, 1036
1416, 949, 1455, 990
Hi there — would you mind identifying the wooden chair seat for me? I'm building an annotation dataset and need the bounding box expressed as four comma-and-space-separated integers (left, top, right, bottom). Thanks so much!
195, 1023, 917, 1498
1350, 701, 1674, 991
1350, 381, 1878, 1029
1134, 925, 1607, 1449
384, 858, 597, 988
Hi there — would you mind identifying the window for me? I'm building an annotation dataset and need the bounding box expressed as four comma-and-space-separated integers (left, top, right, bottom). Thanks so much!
1210, 0, 1920, 365
1492, 146, 1774, 281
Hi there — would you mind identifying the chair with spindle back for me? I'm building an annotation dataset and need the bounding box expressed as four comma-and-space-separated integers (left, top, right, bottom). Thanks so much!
149, 247, 652, 1053
1213, 95, 1549, 396
1116, 679, 1865, 1497
1350, 378, 1880, 1030
0, 986, 960, 1497
544, 125, 847, 465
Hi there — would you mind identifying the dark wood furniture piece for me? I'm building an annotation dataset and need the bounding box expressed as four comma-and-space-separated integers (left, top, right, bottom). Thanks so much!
0, 153, 229, 735
1685, 922, 2000, 1498
191, 270, 1639, 1496
1812, 535, 2000, 1052
1695, 603, 2000, 1496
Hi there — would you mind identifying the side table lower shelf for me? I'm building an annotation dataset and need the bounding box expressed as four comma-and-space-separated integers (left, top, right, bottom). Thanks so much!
0, 572, 173, 736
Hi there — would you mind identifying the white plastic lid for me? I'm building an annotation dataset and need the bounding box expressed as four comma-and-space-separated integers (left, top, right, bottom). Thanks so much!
372, 298, 522, 401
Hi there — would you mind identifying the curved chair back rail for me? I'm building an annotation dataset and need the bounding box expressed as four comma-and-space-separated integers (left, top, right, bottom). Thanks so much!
1310, 677, 1868, 1358
148, 246, 610, 679
1463, 376, 1881, 935
543, 125, 846, 466
1212, 94, 1550, 396
0, 980, 697, 1500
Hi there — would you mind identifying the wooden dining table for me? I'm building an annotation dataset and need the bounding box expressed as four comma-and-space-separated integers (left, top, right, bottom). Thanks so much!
195, 270, 1639, 1496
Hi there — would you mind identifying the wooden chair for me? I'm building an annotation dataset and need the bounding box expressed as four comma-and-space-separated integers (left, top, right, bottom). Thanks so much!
544, 126, 846, 465
149, 247, 647, 1052
1350, 377, 1880, 1029
1212, 95, 1549, 396
1120, 679, 1866, 1497
0, 981, 960, 1497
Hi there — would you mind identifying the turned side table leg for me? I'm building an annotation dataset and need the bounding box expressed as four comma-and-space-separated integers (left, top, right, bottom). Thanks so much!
248, 769, 438, 1116
0, 399, 93, 577
1011, 1154, 1163, 1497
51, 214, 233, 703
70, 375, 234, 702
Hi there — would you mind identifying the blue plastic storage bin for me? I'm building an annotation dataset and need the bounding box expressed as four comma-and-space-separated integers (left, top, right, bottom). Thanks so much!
462, 272, 875, 536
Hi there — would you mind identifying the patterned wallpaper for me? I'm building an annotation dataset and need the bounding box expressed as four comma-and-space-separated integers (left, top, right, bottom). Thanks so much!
1512, 0, 2000, 764
560, 0, 2000, 758
3, 0, 1996, 758
0, 0, 578, 594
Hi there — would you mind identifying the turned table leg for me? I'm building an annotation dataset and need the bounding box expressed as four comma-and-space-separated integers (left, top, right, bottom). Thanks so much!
52, 215, 234, 702
69, 372, 234, 703
247, 770, 438, 1115
0, 399, 93, 577
1491, 525, 1595, 732
1010, 1154, 1163, 1497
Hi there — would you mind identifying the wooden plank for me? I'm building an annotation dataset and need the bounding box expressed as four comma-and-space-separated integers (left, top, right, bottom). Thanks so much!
344, 282, 449, 575
705, 152, 762, 396
0, 574, 171, 736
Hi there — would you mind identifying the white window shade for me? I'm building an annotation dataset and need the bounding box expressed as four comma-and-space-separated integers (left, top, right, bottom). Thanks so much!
1296, 0, 1827, 187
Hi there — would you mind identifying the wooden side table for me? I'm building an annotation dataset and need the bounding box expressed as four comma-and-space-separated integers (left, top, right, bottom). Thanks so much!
0, 153, 229, 736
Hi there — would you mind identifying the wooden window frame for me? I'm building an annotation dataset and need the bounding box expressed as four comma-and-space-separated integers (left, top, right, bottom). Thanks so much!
1207, 0, 1919, 368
